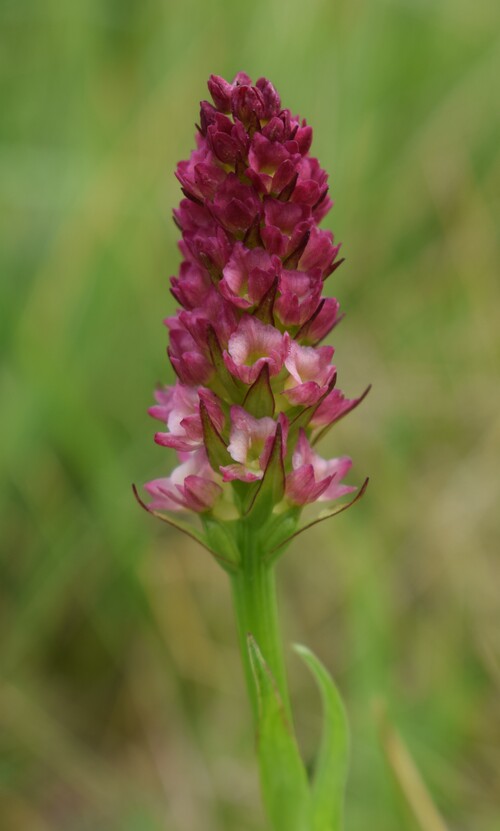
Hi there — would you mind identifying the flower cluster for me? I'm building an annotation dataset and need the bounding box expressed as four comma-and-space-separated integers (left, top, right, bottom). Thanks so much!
145, 73, 367, 520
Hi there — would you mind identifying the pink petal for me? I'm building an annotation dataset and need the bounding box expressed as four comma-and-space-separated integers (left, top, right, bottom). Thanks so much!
144, 478, 183, 512
298, 226, 337, 273
285, 465, 333, 505
298, 297, 341, 344
282, 382, 328, 407
154, 432, 197, 452
225, 317, 287, 383
310, 388, 364, 428
285, 341, 335, 385
183, 475, 222, 511
227, 406, 277, 464
264, 198, 310, 234
220, 464, 262, 483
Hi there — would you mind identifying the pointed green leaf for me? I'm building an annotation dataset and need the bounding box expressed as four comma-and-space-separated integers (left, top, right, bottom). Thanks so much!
132, 485, 237, 572
243, 363, 275, 418
285, 375, 338, 464
312, 385, 371, 447
295, 298, 326, 341
263, 509, 300, 554
267, 478, 369, 564
207, 325, 244, 399
294, 645, 349, 831
245, 423, 285, 523
248, 636, 310, 831
200, 399, 233, 471
202, 516, 241, 567
375, 703, 450, 831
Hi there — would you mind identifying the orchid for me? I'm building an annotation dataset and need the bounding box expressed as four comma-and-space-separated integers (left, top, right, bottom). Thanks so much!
137, 72, 369, 831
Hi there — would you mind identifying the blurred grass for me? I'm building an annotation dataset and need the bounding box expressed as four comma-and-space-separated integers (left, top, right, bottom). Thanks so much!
1, 0, 499, 828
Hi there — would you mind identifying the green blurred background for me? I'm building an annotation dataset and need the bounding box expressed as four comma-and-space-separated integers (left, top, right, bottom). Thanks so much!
1, 0, 499, 828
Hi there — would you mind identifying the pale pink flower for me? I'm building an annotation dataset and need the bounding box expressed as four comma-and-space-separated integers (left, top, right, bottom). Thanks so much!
283, 341, 336, 406
220, 407, 288, 482
152, 383, 224, 452
224, 316, 288, 384
145, 449, 222, 512
275, 269, 323, 327
310, 387, 368, 429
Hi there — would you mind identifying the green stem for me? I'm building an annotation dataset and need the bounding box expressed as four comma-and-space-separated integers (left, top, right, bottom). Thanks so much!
230, 526, 292, 725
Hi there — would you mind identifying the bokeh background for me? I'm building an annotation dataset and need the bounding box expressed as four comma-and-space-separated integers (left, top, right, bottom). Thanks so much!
1, 1, 499, 829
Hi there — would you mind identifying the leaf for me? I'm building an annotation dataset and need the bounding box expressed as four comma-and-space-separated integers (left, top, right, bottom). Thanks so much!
375, 702, 449, 831
294, 645, 349, 831
254, 277, 278, 326
131, 485, 237, 573
262, 509, 300, 553
294, 298, 326, 341
312, 385, 372, 447
266, 478, 369, 564
206, 325, 244, 398
247, 636, 310, 831
202, 516, 241, 568
287, 374, 338, 450
245, 423, 285, 523
283, 229, 310, 269
199, 399, 232, 470
243, 363, 275, 417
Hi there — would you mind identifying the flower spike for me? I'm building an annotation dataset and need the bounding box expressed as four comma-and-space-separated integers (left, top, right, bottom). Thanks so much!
142, 73, 367, 525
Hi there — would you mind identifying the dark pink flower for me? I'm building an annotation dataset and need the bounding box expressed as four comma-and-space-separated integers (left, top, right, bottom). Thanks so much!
174, 198, 215, 237
285, 430, 354, 505
206, 112, 249, 165
220, 408, 288, 482
207, 75, 233, 112
282, 342, 336, 406
231, 83, 265, 125
219, 242, 280, 308
299, 226, 340, 275
264, 198, 311, 236
170, 261, 213, 310
310, 387, 368, 429
211, 174, 261, 234
275, 268, 323, 327
180, 224, 231, 275
176, 139, 226, 201
255, 77, 281, 118
298, 298, 341, 345
145, 450, 222, 512
178, 289, 239, 350
166, 317, 213, 385
249, 132, 296, 175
